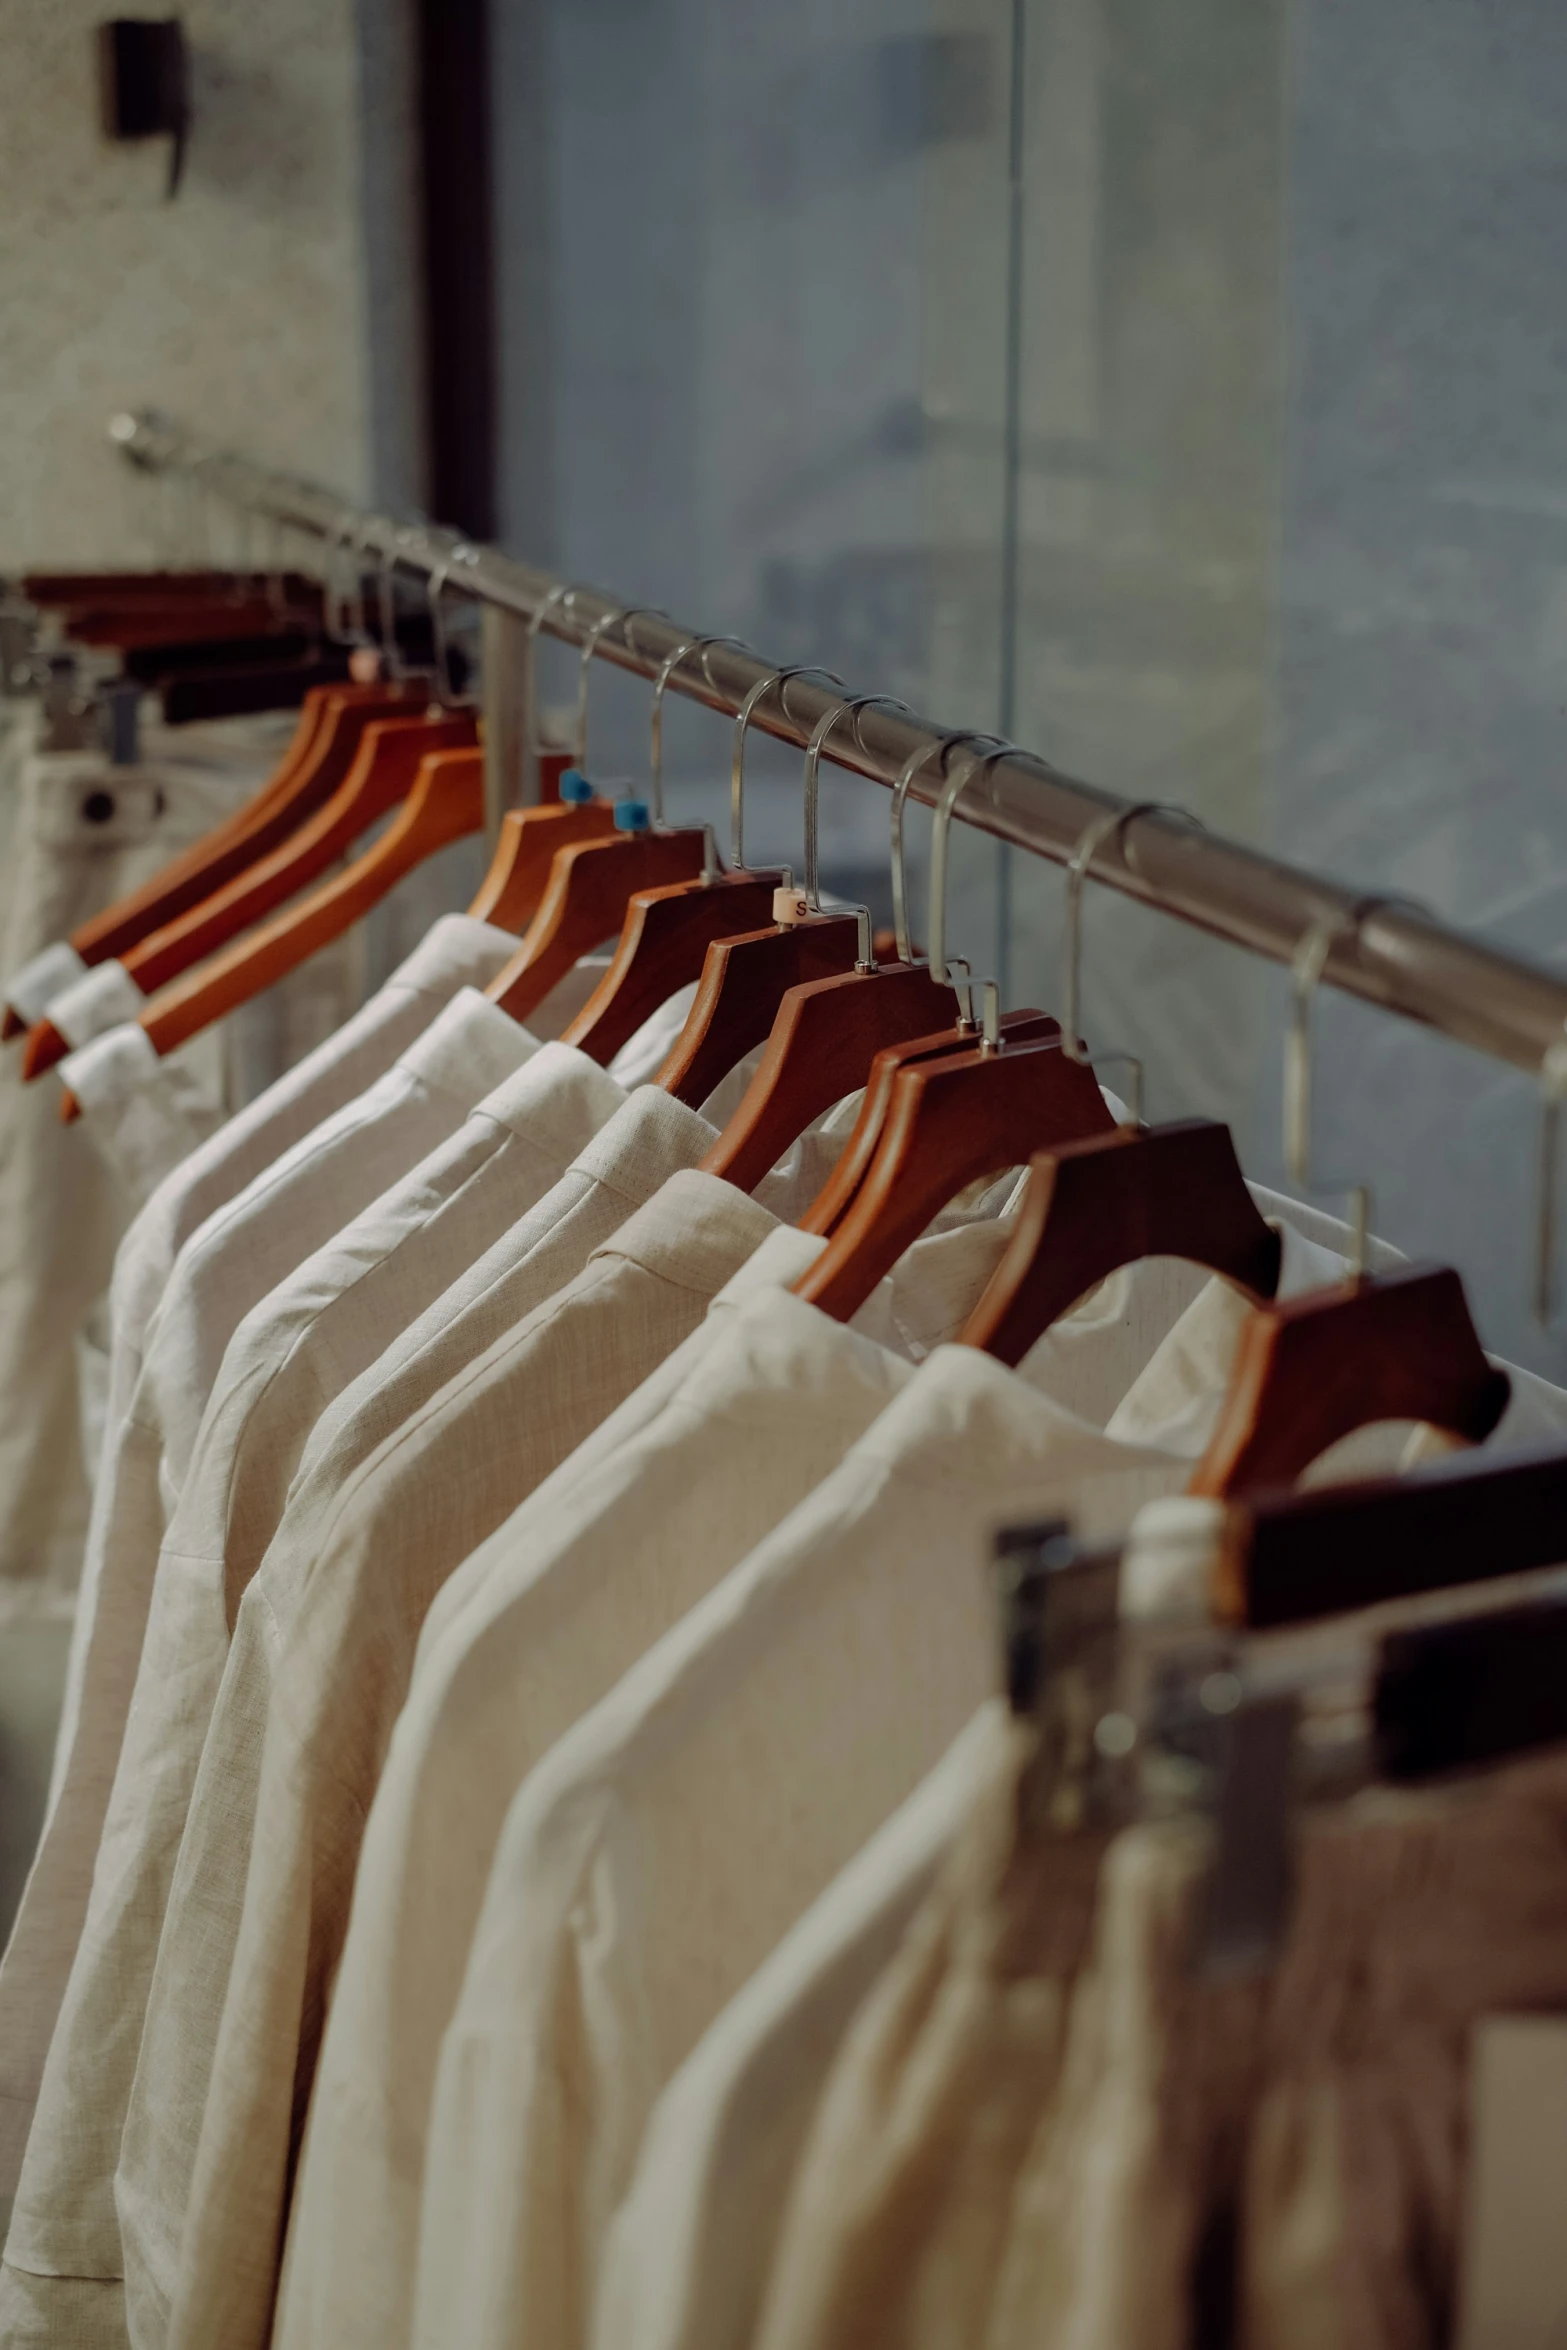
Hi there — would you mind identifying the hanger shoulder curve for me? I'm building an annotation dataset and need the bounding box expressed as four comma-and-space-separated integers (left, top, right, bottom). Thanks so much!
138, 748, 486, 1059
115, 708, 473, 996
960, 1119, 1283, 1365
795, 1029, 1115, 1321
559, 871, 789, 1069
795, 1008, 1063, 1240
699, 958, 960, 1193
1188, 1262, 1512, 1499
650, 912, 863, 1110
484, 828, 708, 1025
466, 799, 617, 931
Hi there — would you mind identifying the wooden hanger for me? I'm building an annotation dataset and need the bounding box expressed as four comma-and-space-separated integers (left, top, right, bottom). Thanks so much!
60, 746, 490, 1110
797, 1009, 1061, 1237
557, 869, 792, 1067
960, 1119, 1284, 1365
21, 569, 321, 608
1188, 1264, 1511, 1499
6, 679, 425, 1047
484, 826, 711, 1025
466, 797, 618, 931
794, 1030, 1117, 1321
22, 690, 456, 1076
646, 909, 865, 1105
1214, 1438, 1567, 1629
696, 956, 959, 1188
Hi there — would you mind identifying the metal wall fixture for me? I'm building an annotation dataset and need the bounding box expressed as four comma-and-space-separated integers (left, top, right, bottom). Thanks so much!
109, 407, 1567, 1088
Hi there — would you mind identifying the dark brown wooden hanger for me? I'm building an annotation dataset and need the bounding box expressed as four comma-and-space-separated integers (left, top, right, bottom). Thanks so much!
1213, 1438, 1567, 1629
557, 870, 790, 1068
959, 1119, 1284, 1365
698, 958, 964, 1192
794, 1029, 1116, 1321
797, 1010, 1063, 1238
643, 911, 864, 1108
1188, 1264, 1511, 1499
484, 827, 711, 1025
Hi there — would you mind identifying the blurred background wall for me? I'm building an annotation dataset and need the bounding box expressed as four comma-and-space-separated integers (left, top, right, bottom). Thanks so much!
3, 0, 1566, 1381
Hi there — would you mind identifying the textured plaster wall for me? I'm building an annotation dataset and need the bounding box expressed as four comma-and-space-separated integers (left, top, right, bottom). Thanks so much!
0, 0, 373, 568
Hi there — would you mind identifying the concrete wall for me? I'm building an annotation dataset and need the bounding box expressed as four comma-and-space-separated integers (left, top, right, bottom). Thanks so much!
0, 0, 377, 568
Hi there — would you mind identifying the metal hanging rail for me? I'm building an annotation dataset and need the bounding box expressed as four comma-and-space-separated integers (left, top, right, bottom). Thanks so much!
111, 407, 1567, 1084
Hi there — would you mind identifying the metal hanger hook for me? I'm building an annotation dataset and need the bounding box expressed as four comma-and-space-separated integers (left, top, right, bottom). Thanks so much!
372, 534, 404, 680
424, 547, 474, 709
1061, 800, 1202, 1065
891, 730, 1008, 966
729, 664, 843, 874
1284, 894, 1412, 1278
801, 693, 913, 916
928, 741, 1019, 996
648, 630, 747, 831
571, 601, 637, 772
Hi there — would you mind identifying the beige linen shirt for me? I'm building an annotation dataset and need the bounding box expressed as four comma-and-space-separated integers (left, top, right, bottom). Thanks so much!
272, 1249, 1012, 2350
0, 981, 537, 2237
594, 1706, 1000, 2350
119, 1142, 839, 2350
0, 1045, 630, 2347
271, 1187, 1336, 2350
408, 1346, 1209, 2350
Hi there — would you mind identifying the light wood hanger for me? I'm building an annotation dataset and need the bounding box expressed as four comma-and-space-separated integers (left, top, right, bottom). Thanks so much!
11, 679, 428, 1053
466, 793, 617, 931
60, 745, 491, 1113
1188, 1264, 1511, 1498
23, 695, 465, 1077
701, 724, 1016, 1194
960, 1120, 1284, 1364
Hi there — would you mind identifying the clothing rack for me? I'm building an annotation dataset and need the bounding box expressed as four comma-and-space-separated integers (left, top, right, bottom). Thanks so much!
112, 406, 1567, 1085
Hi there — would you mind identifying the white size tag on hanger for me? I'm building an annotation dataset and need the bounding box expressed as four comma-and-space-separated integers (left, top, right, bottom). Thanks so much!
1457, 2014, 1567, 2349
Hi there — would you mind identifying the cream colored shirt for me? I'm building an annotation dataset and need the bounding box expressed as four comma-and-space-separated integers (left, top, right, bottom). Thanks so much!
0, 1045, 630, 2347
273, 1256, 1004, 2350
598, 1707, 1000, 2350
0, 979, 536, 2228
408, 1346, 1212, 2350
119, 1148, 842, 2350
272, 1187, 1328, 2350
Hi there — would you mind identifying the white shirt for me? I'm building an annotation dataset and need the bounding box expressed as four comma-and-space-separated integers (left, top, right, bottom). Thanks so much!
274, 1268, 1022, 2350
0, 1045, 631, 2347
409, 1344, 1209, 2350
118, 1151, 850, 2350
0, 973, 532, 2211
592, 1706, 1005, 2350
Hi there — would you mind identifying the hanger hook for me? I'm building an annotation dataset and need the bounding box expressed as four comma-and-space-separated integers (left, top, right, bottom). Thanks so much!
1060, 800, 1202, 1065
729, 663, 843, 874
372, 533, 403, 680
424, 548, 471, 709
1285, 894, 1413, 1278
801, 693, 913, 918
891, 730, 1008, 966
571, 601, 637, 772
648, 632, 749, 842
928, 741, 1018, 996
